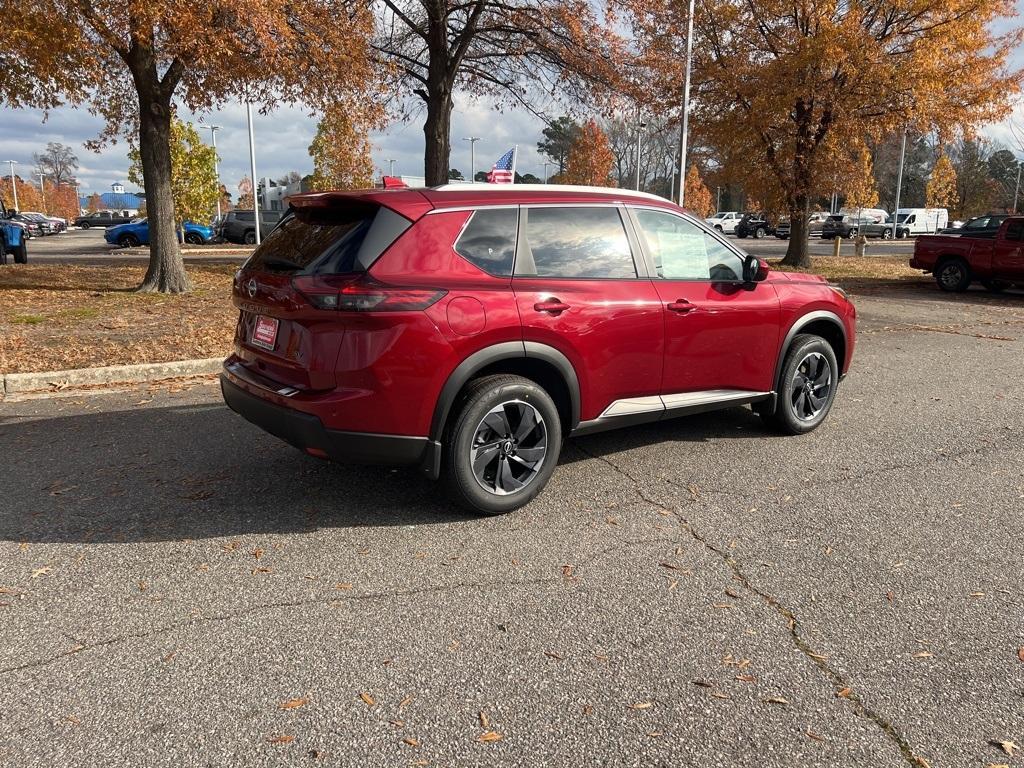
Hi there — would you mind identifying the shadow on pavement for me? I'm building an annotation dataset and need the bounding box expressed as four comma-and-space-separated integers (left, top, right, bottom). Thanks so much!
0, 399, 772, 545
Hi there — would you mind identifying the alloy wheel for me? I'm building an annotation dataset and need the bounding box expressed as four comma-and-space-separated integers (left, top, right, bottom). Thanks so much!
470, 400, 547, 496
791, 352, 832, 421
938, 262, 964, 289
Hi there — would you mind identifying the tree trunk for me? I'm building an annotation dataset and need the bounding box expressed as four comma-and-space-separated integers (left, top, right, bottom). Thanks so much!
781, 195, 812, 269
135, 78, 189, 293
423, 85, 453, 187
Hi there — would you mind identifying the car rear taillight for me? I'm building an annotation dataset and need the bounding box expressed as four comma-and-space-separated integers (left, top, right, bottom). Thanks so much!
292, 275, 446, 312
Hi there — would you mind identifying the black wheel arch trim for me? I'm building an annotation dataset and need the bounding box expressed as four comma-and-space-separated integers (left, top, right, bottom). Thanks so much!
773, 310, 847, 390
427, 340, 581, 446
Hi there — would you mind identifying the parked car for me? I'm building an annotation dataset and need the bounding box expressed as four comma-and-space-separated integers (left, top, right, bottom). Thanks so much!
704, 211, 741, 234
219, 210, 284, 244
20, 212, 58, 235
22, 211, 65, 233
0, 202, 28, 264
861, 215, 912, 240
221, 184, 856, 514
910, 215, 1024, 292
74, 211, 135, 228
9, 213, 44, 238
775, 212, 829, 239
939, 213, 1009, 237
821, 214, 876, 239
104, 219, 215, 247
895, 207, 949, 235
735, 213, 774, 239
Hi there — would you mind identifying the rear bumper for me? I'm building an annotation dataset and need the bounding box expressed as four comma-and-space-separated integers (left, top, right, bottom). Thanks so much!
221, 374, 435, 470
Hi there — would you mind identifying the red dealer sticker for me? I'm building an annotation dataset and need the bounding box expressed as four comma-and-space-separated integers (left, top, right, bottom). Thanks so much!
251, 315, 279, 350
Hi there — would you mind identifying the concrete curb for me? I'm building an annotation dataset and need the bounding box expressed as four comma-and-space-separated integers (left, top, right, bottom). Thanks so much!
2, 358, 224, 396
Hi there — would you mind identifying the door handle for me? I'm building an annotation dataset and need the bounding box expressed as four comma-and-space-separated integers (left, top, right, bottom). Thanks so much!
534, 299, 571, 314
666, 299, 698, 313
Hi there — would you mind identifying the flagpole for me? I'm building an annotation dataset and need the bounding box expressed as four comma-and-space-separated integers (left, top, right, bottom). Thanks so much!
511, 145, 518, 184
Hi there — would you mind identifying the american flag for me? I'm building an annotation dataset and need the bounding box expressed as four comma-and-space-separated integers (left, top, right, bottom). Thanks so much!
486, 147, 516, 184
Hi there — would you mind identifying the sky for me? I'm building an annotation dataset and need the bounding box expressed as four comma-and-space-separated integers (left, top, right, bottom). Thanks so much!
1, 5, 1022, 198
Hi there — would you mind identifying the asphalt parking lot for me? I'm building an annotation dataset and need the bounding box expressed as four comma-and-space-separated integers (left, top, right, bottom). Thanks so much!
25, 226, 915, 263
2, 282, 1023, 767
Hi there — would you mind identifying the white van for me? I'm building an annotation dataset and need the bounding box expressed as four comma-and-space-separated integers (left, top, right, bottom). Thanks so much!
896, 208, 948, 235
705, 211, 741, 234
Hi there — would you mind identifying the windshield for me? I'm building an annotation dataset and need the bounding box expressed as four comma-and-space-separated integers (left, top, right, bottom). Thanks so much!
709, 213, 725, 219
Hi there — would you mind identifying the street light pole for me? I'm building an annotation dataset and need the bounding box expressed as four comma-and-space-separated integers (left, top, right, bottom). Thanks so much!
5, 160, 17, 210
388, 159, 396, 177
677, 0, 696, 206
893, 128, 908, 233
463, 137, 481, 183
635, 106, 645, 191
206, 125, 221, 222
246, 102, 261, 245
543, 162, 551, 184
39, 173, 46, 212
1011, 159, 1019, 214
716, 186, 721, 212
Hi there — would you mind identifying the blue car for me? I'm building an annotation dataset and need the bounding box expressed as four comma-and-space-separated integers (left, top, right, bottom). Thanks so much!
105, 218, 215, 248
1, 202, 28, 264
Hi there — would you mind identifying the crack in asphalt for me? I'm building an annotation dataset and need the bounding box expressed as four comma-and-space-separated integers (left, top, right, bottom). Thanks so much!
0, 534, 667, 677
572, 442, 928, 768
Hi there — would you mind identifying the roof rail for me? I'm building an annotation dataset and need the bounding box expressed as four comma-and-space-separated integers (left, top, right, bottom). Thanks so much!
431, 183, 671, 203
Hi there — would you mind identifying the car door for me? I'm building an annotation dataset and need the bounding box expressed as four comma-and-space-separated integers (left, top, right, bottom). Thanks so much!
513, 204, 664, 423
992, 219, 1024, 280
626, 206, 781, 399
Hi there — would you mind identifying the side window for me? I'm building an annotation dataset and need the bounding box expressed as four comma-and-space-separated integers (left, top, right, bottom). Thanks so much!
1004, 221, 1024, 241
454, 208, 518, 276
523, 207, 636, 279
634, 209, 745, 281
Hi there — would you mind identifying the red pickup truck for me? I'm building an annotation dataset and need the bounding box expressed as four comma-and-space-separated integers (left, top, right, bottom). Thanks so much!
910, 216, 1024, 292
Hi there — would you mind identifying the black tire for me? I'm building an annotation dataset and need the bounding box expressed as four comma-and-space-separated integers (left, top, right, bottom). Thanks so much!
935, 257, 971, 292
754, 226, 766, 239
79, 222, 90, 230
444, 374, 562, 515
981, 280, 1007, 293
761, 334, 839, 435
118, 233, 140, 248
896, 229, 908, 240
714, 225, 723, 232
12, 242, 27, 264
848, 228, 858, 238
882, 228, 893, 240
736, 231, 747, 239
243, 230, 256, 245
184, 232, 203, 245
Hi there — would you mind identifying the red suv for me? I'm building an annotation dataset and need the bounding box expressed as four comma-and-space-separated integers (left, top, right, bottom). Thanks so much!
222, 185, 856, 514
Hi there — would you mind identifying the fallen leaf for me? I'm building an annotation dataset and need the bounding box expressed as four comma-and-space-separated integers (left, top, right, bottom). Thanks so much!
970, 591, 985, 597
389, 720, 404, 728
359, 692, 375, 707
582, 705, 593, 715
251, 548, 265, 559
724, 588, 741, 599
31, 567, 52, 579
544, 650, 564, 660
334, 583, 353, 591
807, 729, 825, 742
65, 714, 81, 725
478, 731, 502, 743
987, 764, 1010, 768
712, 603, 733, 610
279, 697, 308, 710
660, 562, 684, 571
764, 696, 789, 705
402, 737, 420, 747
1018, 647, 1024, 663
997, 741, 1018, 757
735, 674, 756, 683
628, 701, 653, 710
667, 578, 678, 591
808, 652, 829, 661
252, 567, 271, 574
478, 711, 489, 729
711, 691, 730, 699
647, 731, 663, 737
163, 650, 177, 663
267, 735, 295, 744
837, 687, 853, 698
886, 591, 894, 603
913, 651, 934, 658
692, 681, 713, 688
913, 756, 931, 768
398, 696, 414, 709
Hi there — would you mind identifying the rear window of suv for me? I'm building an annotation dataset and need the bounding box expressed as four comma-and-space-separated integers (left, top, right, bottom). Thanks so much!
454, 208, 518, 276
244, 205, 411, 274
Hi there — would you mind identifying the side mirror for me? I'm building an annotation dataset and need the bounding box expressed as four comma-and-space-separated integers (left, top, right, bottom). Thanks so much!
743, 255, 769, 283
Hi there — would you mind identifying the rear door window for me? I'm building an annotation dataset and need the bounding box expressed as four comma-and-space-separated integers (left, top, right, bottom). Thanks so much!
520, 206, 636, 279
454, 208, 518, 276
244, 205, 410, 275
1004, 220, 1024, 241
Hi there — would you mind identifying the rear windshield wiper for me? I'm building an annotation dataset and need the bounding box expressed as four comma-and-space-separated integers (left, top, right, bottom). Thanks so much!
260, 257, 305, 271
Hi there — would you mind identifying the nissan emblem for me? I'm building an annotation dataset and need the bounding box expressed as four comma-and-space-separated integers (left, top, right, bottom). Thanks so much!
246, 278, 258, 298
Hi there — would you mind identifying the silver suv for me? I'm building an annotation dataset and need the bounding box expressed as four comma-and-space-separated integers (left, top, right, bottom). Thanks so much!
219, 210, 283, 244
